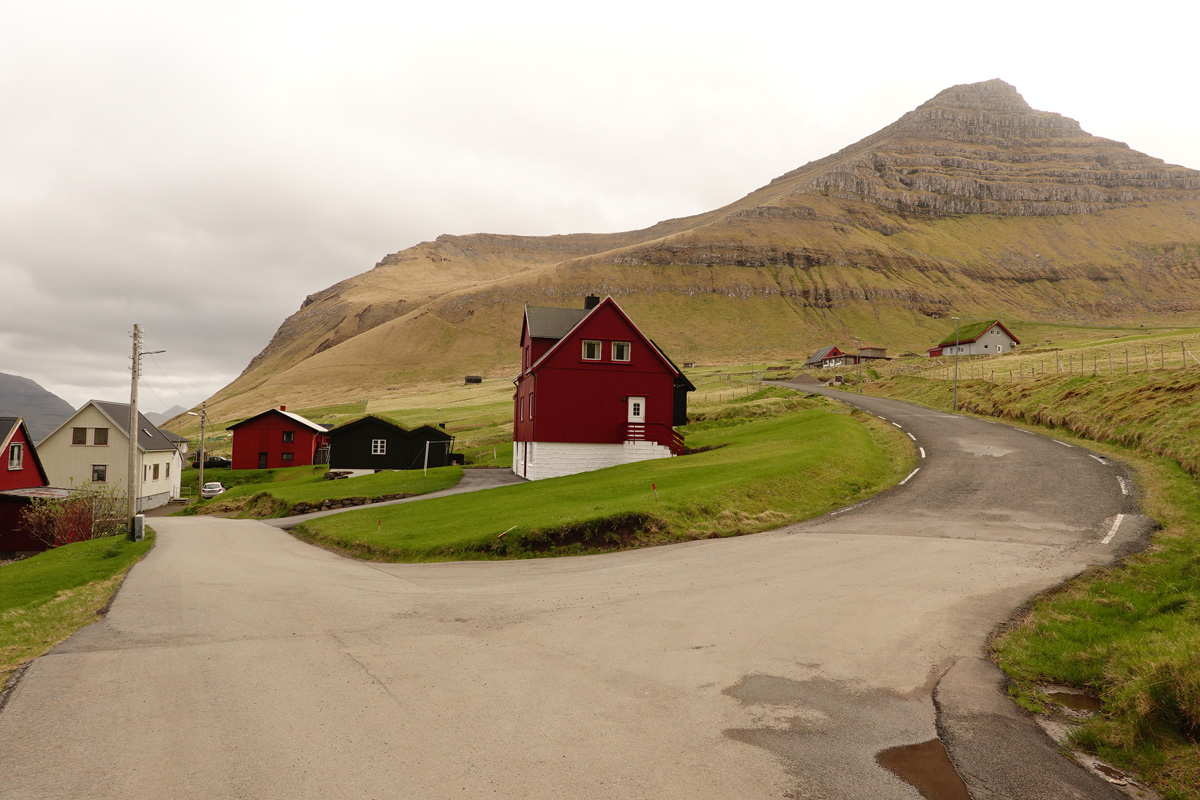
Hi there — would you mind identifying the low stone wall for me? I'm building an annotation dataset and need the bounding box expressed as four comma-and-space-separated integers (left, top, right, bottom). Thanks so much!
287, 492, 414, 516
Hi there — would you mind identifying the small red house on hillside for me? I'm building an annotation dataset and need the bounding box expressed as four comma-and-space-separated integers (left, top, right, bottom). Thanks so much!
227, 406, 330, 470
0, 416, 69, 555
513, 295, 695, 480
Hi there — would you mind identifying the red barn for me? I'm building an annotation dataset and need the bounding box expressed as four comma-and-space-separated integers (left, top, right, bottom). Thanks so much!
513, 295, 694, 480
227, 406, 330, 470
0, 416, 69, 556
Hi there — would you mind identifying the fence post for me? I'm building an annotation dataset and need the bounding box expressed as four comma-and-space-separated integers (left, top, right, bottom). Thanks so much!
1126, 349, 1129, 374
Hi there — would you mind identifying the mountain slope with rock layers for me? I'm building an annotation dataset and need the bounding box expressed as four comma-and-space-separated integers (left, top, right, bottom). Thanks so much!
207, 79, 1200, 420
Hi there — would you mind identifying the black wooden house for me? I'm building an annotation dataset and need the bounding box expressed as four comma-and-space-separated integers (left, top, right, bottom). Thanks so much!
327, 416, 455, 470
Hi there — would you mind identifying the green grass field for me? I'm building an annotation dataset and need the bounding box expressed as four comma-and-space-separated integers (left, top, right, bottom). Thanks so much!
0, 532, 154, 687
179, 464, 464, 518
295, 391, 913, 561
862, 369, 1200, 799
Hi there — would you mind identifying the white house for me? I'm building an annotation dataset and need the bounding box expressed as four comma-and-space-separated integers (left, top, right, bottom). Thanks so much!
37, 401, 184, 512
928, 321, 1020, 358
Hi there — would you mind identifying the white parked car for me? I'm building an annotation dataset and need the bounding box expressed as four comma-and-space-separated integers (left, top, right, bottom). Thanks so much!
200, 482, 225, 499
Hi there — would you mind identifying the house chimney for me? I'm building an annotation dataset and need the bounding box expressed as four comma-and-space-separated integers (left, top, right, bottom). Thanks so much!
584, 294, 600, 310
280, 405, 286, 411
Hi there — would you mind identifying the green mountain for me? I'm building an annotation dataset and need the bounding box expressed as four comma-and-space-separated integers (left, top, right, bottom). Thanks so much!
206, 79, 1200, 421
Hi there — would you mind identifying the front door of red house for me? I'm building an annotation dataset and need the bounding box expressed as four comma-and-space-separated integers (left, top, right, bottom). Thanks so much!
258, 452, 268, 469
628, 397, 645, 424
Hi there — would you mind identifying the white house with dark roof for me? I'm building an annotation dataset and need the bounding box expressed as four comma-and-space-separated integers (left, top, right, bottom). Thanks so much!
37, 400, 183, 511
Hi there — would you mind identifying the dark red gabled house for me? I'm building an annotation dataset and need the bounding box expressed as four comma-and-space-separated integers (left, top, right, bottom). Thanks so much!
227, 406, 330, 470
0, 416, 70, 556
513, 295, 695, 480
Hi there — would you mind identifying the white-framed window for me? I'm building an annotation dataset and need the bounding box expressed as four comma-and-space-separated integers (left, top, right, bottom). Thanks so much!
582, 340, 602, 360
282, 431, 294, 443
612, 341, 631, 362
8, 442, 22, 470
371, 439, 386, 455
92, 464, 107, 482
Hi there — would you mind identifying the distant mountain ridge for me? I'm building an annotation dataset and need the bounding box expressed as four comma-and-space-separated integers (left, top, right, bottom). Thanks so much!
145, 406, 188, 427
202, 79, 1200, 423
0, 373, 74, 442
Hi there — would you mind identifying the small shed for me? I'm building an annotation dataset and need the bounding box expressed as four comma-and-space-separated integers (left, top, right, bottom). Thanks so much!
327, 416, 455, 471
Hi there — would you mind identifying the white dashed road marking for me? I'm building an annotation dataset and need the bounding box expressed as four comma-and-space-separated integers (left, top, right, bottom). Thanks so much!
1053, 440, 1072, 448
899, 468, 920, 485
1102, 514, 1125, 545
1089, 455, 1107, 464
919, 447, 926, 458
830, 500, 871, 517
907, 432, 916, 441
1118, 477, 1131, 496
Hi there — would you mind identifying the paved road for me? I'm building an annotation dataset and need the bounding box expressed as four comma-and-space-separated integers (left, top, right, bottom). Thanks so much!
0, 389, 1149, 799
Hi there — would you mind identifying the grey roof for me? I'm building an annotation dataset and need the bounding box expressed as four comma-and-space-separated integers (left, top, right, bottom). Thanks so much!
91, 401, 179, 453
524, 306, 589, 340
805, 346, 842, 366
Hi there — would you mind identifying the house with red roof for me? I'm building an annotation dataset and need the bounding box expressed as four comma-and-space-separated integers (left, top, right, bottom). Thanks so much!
513, 295, 695, 480
928, 321, 1020, 358
227, 406, 330, 470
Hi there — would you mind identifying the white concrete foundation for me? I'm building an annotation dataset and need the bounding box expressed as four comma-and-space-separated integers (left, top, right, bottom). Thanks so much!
512, 440, 674, 481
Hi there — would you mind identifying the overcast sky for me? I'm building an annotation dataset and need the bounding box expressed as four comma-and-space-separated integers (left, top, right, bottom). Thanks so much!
3, 0, 1197, 413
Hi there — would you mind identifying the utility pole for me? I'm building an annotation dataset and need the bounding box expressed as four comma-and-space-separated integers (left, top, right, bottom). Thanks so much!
126, 325, 141, 533
951, 317, 961, 413
126, 324, 165, 535
197, 402, 207, 497
854, 338, 862, 394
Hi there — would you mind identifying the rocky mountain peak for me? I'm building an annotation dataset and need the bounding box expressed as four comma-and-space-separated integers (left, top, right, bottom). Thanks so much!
780, 79, 1200, 217
915, 78, 1032, 113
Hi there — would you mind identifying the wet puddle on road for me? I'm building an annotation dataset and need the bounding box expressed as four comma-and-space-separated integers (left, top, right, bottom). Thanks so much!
876, 738, 970, 800
1046, 690, 1103, 713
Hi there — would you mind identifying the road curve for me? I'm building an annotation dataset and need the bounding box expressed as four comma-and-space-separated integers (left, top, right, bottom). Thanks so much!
0, 388, 1149, 799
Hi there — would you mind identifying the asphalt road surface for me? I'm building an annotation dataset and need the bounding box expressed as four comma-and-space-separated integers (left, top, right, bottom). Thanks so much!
0, 388, 1150, 799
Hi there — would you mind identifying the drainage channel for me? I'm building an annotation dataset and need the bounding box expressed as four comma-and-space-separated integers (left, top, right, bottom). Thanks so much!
876, 738, 970, 800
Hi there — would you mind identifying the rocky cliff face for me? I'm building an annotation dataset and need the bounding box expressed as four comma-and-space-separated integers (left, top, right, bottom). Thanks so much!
781, 79, 1200, 217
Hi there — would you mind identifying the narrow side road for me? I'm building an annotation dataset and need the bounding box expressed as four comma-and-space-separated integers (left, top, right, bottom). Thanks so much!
0, 388, 1149, 799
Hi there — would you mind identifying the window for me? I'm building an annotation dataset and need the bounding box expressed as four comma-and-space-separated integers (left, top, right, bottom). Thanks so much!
529, 394, 534, 419
281, 453, 294, 462
282, 431, 294, 443
152, 463, 160, 480
72, 427, 87, 445
144, 465, 148, 481
92, 464, 107, 482
94, 427, 109, 446
612, 341, 631, 362
371, 439, 386, 455
166, 463, 170, 478
8, 443, 22, 470
582, 340, 601, 360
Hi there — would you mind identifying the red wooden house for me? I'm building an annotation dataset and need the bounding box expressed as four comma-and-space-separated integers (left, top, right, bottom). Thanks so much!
513, 295, 695, 480
227, 406, 330, 470
0, 416, 69, 555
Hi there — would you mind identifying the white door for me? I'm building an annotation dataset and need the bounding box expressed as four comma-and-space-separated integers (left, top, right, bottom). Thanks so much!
628, 397, 645, 423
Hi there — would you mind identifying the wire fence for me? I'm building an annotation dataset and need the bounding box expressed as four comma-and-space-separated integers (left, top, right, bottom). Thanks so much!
906, 339, 1200, 383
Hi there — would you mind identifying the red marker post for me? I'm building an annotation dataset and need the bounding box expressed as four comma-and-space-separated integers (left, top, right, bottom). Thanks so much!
652, 482, 658, 501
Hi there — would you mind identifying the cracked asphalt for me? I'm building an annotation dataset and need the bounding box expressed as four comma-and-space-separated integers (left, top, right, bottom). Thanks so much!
0, 387, 1148, 798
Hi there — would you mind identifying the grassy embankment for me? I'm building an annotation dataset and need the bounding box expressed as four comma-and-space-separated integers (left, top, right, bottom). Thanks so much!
862, 361, 1200, 799
1, 532, 155, 688
294, 387, 914, 561
178, 464, 464, 519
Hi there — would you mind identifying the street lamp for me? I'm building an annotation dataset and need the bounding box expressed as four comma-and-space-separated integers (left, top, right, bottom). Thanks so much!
951, 317, 961, 412
185, 401, 207, 501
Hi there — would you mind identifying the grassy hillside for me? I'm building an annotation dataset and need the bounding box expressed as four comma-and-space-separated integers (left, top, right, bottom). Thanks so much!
293, 389, 913, 561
